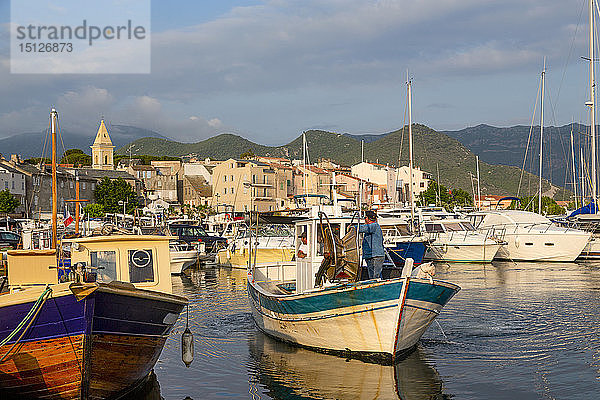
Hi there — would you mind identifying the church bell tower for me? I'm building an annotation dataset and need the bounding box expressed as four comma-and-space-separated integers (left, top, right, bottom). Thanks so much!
91, 119, 115, 170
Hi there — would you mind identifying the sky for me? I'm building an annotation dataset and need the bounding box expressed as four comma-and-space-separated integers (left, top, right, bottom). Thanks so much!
0, 0, 596, 145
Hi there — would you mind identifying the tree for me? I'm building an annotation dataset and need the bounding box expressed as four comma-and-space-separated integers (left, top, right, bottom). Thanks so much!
450, 188, 473, 207
83, 203, 105, 218
519, 195, 565, 215
93, 177, 139, 214
0, 190, 19, 214
240, 149, 256, 159
60, 149, 91, 166
418, 181, 451, 207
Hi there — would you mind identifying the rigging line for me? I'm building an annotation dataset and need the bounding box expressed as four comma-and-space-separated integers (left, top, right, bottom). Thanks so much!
554, 0, 586, 107
517, 70, 543, 198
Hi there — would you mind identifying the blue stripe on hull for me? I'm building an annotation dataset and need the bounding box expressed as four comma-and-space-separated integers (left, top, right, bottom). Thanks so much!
0, 293, 88, 345
406, 280, 457, 306
0, 287, 186, 346
92, 290, 184, 337
256, 281, 402, 315
250, 278, 459, 318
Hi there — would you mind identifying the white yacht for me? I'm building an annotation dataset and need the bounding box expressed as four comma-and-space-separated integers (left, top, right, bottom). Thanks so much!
422, 219, 503, 263
467, 210, 591, 262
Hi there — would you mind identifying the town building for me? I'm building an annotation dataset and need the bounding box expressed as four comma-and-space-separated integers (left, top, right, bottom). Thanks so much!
211, 158, 282, 212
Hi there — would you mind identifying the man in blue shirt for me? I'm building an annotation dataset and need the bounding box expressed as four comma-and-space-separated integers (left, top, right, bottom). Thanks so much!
359, 210, 385, 279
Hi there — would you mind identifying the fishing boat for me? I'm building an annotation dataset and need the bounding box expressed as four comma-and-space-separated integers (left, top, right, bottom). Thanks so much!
247, 205, 460, 363
0, 109, 188, 399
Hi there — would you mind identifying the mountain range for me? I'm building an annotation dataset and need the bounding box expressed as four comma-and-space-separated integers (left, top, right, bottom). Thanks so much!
1, 122, 578, 199
114, 125, 568, 199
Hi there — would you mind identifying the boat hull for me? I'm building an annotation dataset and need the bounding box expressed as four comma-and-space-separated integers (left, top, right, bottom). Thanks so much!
385, 240, 428, 267
0, 282, 186, 399
494, 232, 590, 262
424, 242, 502, 263
248, 277, 459, 363
170, 249, 198, 274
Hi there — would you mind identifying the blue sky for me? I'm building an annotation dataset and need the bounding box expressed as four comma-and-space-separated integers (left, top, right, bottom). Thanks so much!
0, 0, 595, 145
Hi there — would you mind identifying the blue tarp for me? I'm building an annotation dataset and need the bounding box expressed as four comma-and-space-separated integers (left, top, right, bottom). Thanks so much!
568, 201, 598, 218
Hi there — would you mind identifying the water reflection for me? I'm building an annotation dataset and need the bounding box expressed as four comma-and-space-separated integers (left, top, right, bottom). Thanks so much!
155, 262, 600, 399
247, 332, 449, 399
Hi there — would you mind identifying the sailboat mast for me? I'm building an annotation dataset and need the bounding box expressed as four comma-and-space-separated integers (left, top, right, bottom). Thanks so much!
51, 108, 58, 249
407, 72, 415, 230
539, 60, 545, 214
571, 125, 578, 209
590, 0, 597, 212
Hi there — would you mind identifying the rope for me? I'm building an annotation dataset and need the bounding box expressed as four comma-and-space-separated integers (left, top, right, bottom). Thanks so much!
0, 285, 53, 363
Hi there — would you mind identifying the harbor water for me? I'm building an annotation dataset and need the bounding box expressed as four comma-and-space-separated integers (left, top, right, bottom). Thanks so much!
138, 261, 600, 399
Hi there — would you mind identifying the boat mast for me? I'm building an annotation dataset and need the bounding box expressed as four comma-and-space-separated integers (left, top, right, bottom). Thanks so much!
590, 0, 597, 213
476, 156, 481, 210
302, 131, 307, 200
51, 108, 58, 249
407, 73, 415, 232
571, 124, 578, 209
538, 59, 546, 214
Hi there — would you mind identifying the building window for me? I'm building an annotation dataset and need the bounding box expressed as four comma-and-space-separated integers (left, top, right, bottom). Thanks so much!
11, 181, 14, 189
420, 182, 425, 188
60, 181, 64, 188
21, 182, 24, 190
92, 183, 96, 190
231, 188, 234, 194
82, 182, 86, 189
224, 188, 227, 194
70, 181, 73, 189
105, 155, 108, 164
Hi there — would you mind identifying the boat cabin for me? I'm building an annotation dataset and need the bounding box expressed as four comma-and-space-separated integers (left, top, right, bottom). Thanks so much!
6, 235, 175, 295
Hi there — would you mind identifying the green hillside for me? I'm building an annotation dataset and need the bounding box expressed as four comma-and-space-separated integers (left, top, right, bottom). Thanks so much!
117, 126, 569, 199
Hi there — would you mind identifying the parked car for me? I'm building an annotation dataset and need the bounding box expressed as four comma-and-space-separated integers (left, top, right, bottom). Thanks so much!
168, 224, 227, 253
0, 230, 21, 249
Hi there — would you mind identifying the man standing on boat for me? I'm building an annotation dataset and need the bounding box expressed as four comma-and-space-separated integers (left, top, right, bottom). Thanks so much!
359, 210, 384, 279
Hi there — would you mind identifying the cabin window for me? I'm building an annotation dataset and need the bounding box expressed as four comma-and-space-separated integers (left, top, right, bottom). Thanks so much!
425, 223, 444, 233
444, 223, 463, 232
545, 243, 555, 246
91, 251, 117, 283
525, 242, 534, 246
128, 249, 155, 283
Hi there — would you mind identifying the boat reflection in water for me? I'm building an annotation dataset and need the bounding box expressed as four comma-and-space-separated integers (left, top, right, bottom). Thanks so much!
248, 332, 449, 400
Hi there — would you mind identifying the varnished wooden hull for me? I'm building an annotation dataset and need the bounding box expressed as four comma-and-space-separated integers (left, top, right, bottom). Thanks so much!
0, 282, 187, 399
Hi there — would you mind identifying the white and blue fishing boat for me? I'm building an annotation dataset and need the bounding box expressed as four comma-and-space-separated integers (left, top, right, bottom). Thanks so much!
247, 205, 460, 363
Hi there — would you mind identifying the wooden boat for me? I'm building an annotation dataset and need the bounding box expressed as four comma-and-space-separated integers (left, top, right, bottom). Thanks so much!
247, 205, 460, 363
0, 235, 187, 399
0, 109, 188, 399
